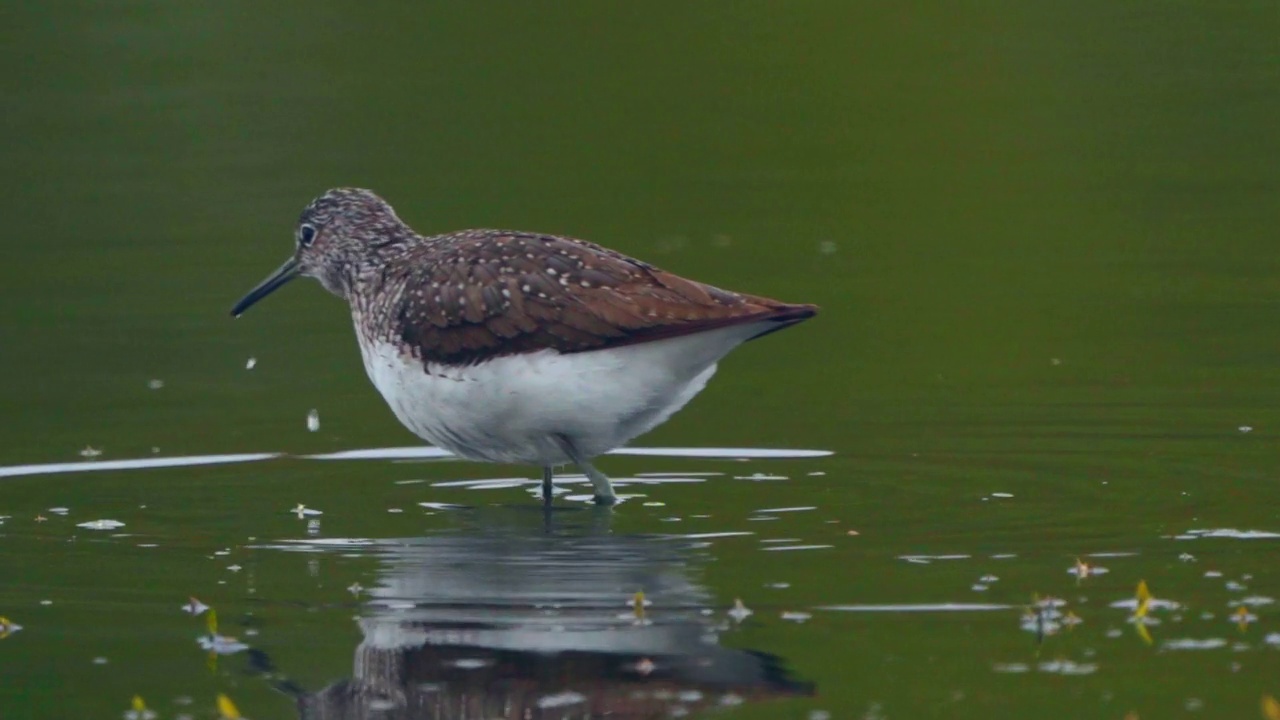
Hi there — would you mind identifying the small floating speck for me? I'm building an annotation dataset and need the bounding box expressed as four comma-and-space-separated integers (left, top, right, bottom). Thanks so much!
92, 656, 108, 665
418, 502, 468, 511
993, 662, 1030, 673
755, 506, 817, 514
990, 492, 1014, 498
536, 691, 586, 709
182, 597, 209, 615
780, 611, 811, 623
1228, 596, 1275, 608
1179, 553, 1197, 562
971, 584, 988, 592
673, 531, 753, 540
245, 357, 257, 370
1162, 638, 1228, 651
980, 574, 999, 583
48, 507, 69, 515
306, 409, 320, 432
291, 503, 322, 518
1037, 660, 1097, 675
1238, 425, 1252, 433
147, 379, 164, 390
198, 634, 249, 654
125, 695, 157, 720
39, 600, 52, 606
76, 519, 124, 530
347, 583, 363, 596
643, 501, 666, 507
899, 554, 971, 564
78, 446, 102, 459
226, 565, 242, 573
450, 658, 493, 670
1205, 570, 1224, 578
762, 544, 834, 552
728, 599, 753, 623
1068, 560, 1109, 578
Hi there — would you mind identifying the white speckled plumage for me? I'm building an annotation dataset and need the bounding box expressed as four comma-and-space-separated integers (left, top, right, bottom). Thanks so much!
232, 188, 817, 505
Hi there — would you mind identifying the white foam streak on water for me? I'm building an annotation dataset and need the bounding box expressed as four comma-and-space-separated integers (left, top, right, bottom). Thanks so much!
303, 447, 455, 460
1, 445, 831, 480
0, 453, 280, 479
610, 447, 833, 458
1179, 528, 1280, 540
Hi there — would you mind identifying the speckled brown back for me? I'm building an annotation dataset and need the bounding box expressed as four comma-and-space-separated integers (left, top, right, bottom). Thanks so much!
356, 229, 817, 366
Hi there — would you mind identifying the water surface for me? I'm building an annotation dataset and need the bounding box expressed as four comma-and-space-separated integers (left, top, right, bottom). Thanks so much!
1, 2, 1279, 718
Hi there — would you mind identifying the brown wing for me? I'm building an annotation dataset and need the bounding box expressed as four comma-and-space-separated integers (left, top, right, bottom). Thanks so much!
388, 230, 817, 366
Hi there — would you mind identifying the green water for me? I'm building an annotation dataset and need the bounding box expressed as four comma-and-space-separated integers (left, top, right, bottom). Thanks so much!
2, 2, 1279, 718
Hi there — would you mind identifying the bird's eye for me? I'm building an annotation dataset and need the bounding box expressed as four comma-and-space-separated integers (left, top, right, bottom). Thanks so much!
299, 224, 317, 247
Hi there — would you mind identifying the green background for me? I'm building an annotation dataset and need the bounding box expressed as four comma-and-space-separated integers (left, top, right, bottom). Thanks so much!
1, 2, 1278, 718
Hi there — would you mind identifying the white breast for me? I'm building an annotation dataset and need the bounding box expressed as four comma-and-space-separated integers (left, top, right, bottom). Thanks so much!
356, 321, 772, 466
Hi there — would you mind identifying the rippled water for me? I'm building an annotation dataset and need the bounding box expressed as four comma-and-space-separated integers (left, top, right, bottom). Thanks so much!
3, 1, 1280, 718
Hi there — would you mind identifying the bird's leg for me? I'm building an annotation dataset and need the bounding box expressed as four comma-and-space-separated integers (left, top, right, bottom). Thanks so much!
553, 434, 617, 505
541, 466, 554, 505
579, 460, 618, 505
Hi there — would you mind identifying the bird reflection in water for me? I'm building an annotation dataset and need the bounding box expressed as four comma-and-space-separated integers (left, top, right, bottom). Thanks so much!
281, 508, 812, 719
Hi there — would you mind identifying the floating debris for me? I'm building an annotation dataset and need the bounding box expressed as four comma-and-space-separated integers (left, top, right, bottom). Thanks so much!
347, 583, 363, 596
217, 693, 243, 719
290, 504, 322, 519
182, 597, 210, 616
1069, 558, 1109, 579
1239, 425, 1253, 433
78, 446, 102, 459
780, 611, 811, 623
125, 695, 157, 720
728, 598, 753, 623
1232, 606, 1257, 631
147, 379, 164, 390
33, 515, 46, 523
76, 519, 125, 530
1178, 553, 1196, 562
306, 409, 320, 432
245, 357, 257, 370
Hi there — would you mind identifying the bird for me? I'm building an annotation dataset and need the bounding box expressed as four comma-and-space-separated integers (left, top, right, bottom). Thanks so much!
231, 188, 817, 505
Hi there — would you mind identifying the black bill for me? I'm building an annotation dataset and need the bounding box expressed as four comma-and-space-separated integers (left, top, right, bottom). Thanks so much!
231, 257, 300, 317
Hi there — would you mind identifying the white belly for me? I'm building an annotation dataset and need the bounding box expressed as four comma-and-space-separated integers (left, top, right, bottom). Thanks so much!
356, 322, 769, 465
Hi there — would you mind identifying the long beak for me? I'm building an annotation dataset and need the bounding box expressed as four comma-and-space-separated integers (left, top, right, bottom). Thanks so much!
231, 257, 300, 317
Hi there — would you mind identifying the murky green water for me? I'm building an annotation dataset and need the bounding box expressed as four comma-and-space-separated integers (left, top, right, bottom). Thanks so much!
2, 2, 1279, 718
